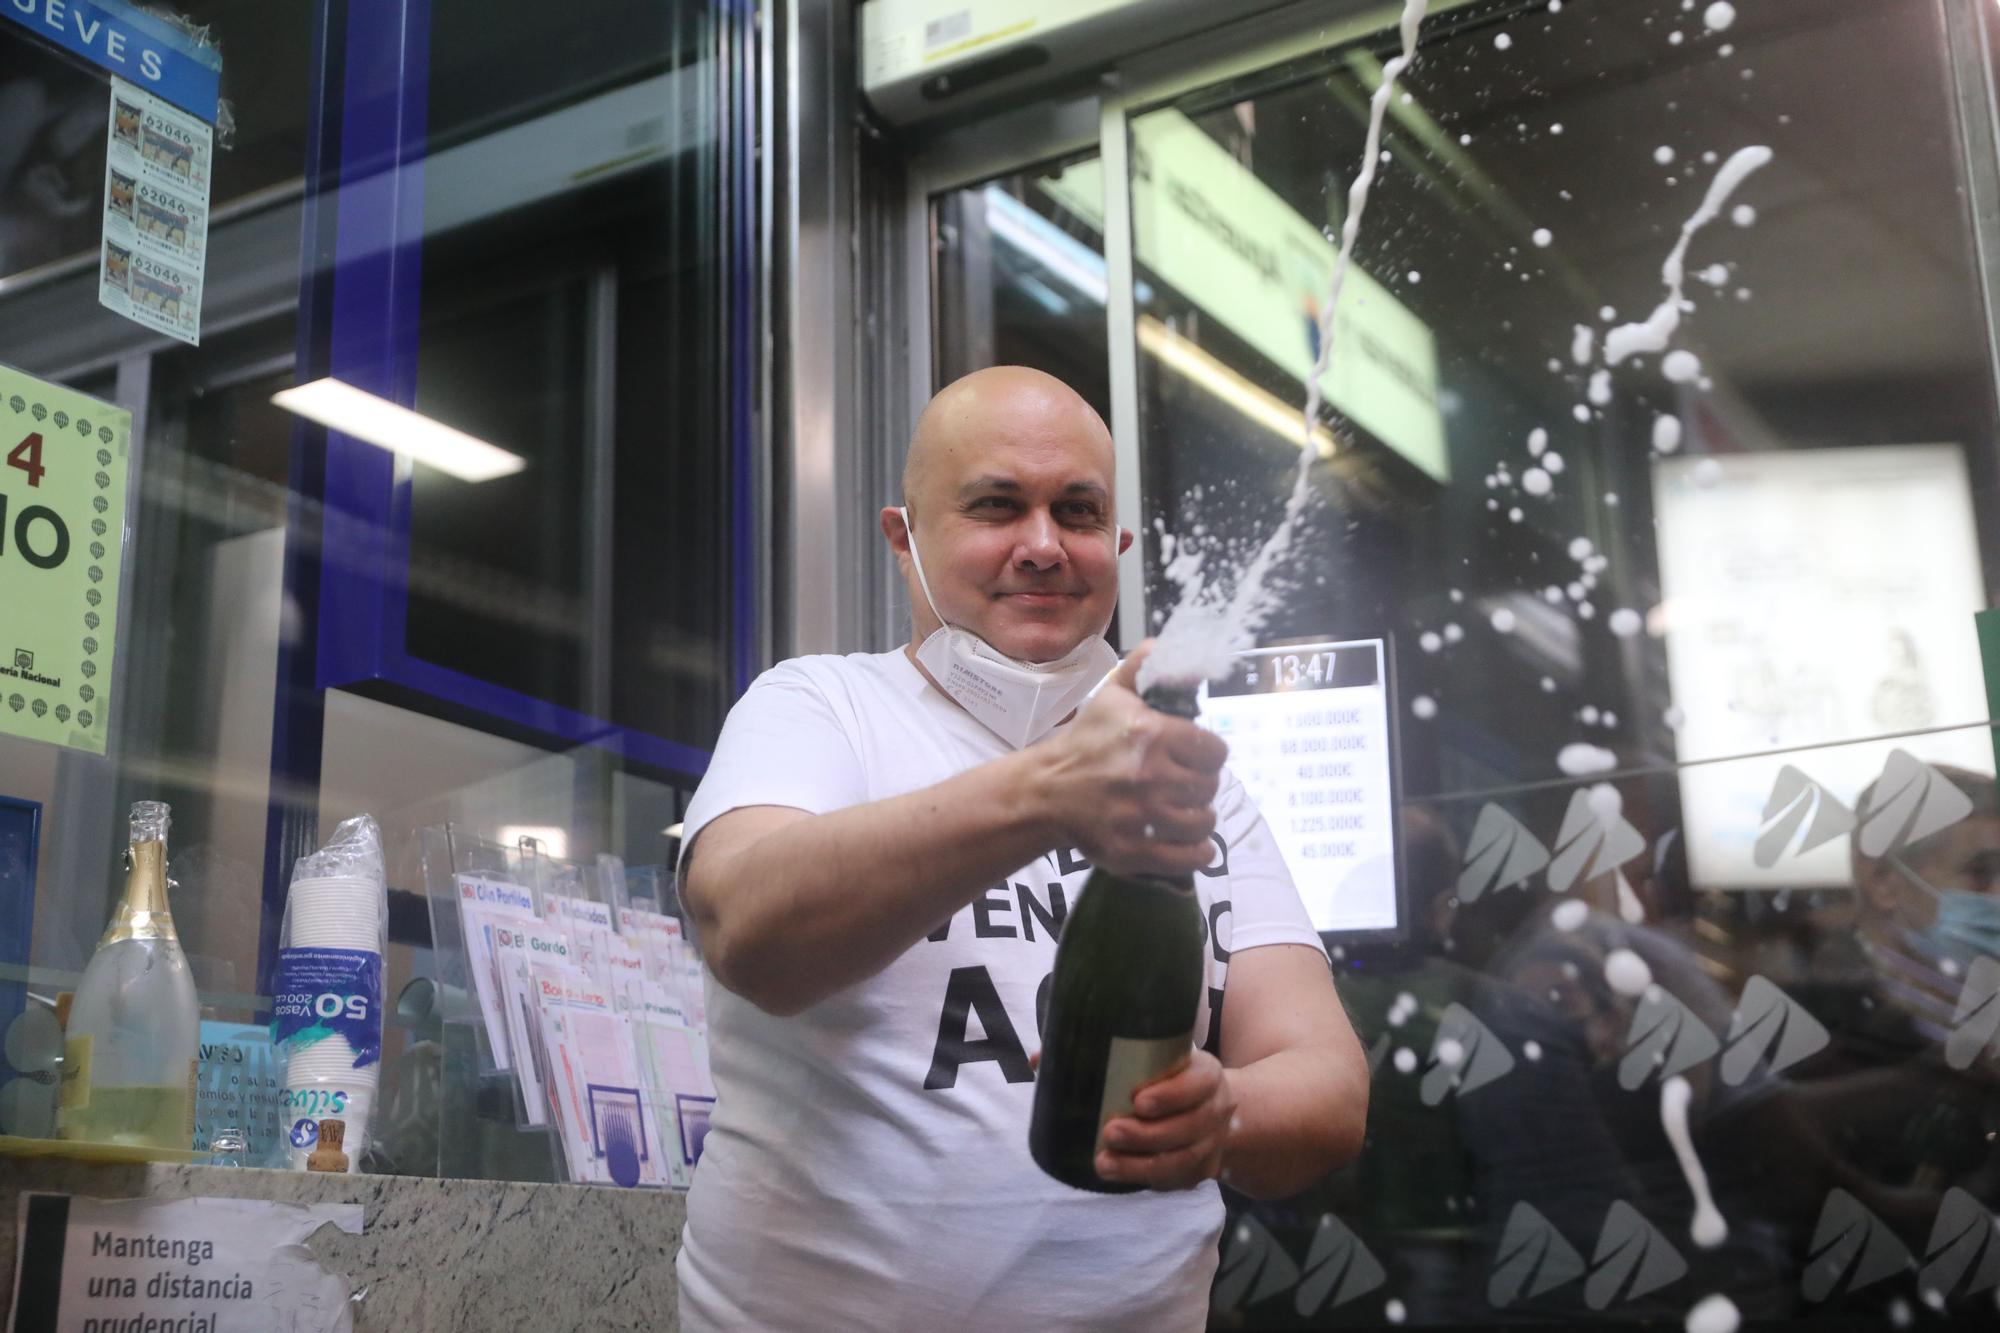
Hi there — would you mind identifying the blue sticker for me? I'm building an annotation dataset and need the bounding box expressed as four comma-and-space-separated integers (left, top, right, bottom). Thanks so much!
289, 1117, 319, 1148
271, 947, 382, 1068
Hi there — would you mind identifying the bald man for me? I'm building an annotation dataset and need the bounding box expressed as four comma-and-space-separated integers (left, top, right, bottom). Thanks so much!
677, 367, 1367, 1331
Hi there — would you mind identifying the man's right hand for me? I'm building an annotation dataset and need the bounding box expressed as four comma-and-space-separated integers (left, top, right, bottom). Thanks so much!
1031, 641, 1227, 878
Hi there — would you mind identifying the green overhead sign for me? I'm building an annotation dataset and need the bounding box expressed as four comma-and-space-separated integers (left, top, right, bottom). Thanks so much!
1044, 109, 1447, 481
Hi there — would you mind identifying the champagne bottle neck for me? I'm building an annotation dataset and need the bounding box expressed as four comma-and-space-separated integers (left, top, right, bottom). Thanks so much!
101, 838, 179, 945
1136, 684, 1201, 893
1140, 683, 1201, 720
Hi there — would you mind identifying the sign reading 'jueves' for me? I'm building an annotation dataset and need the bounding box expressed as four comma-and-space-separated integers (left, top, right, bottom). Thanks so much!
1, 0, 222, 123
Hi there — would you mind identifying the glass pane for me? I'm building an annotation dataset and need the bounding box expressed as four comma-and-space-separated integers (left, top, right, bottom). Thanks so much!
406, 0, 737, 750
0, 1, 311, 284
932, 151, 1111, 422
0, 0, 743, 1179
1131, 0, 2000, 1324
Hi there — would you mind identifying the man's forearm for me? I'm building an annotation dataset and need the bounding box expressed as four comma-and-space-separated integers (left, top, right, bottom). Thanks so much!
691, 748, 1061, 1015
1220, 1042, 1369, 1200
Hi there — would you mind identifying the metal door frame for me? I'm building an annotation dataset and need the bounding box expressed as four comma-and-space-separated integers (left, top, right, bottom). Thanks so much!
886, 1, 1438, 651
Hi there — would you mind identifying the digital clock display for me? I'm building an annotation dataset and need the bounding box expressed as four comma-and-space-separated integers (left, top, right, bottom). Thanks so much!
1200, 639, 1399, 935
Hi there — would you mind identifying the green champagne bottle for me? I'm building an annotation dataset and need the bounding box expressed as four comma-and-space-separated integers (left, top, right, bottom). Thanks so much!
1029, 685, 1209, 1193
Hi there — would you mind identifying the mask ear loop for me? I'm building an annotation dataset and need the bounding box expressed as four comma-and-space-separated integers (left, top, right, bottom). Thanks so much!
900, 506, 948, 629
1887, 850, 1947, 903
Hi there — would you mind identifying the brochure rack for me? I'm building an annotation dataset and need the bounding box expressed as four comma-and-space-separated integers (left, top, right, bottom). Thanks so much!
417, 824, 704, 1187
419, 824, 567, 1183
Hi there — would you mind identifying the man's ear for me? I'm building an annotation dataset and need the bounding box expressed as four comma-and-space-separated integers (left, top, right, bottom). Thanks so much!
881, 506, 912, 554
1117, 526, 1135, 556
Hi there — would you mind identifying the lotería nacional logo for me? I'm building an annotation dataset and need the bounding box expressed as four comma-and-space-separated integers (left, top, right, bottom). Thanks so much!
1584, 1202, 1688, 1311
12, 649, 29, 672
1720, 975, 1830, 1085
1420, 1003, 1516, 1105
1293, 1213, 1387, 1315
1755, 765, 1855, 867
1457, 803, 1550, 903
1919, 1187, 2000, 1305
1489, 1202, 1586, 1309
1946, 955, 2000, 1071
1214, 1215, 1300, 1311
1802, 1188, 1913, 1301
1211, 1211, 1390, 1317
1619, 988, 1719, 1091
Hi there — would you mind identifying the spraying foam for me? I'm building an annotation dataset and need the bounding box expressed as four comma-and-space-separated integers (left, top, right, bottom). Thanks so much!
1605, 949, 1652, 996
1557, 743, 1616, 776
1661, 1076, 1730, 1247
1685, 1295, 1740, 1333
1663, 349, 1703, 383
1141, 0, 1431, 692
1570, 324, 1595, 364
1604, 146, 1772, 366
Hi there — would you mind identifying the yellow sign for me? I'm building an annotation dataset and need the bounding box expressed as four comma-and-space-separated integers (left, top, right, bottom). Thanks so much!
1043, 110, 1448, 481
0, 362, 130, 755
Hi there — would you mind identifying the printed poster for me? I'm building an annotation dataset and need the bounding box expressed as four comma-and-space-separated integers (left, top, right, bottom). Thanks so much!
99, 77, 210, 345
0, 363, 129, 755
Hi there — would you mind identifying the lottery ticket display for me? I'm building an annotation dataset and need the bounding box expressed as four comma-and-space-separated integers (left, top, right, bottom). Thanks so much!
98, 78, 210, 344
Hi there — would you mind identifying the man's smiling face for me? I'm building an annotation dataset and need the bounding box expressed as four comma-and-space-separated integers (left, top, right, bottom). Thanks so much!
884, 367, 1131, 664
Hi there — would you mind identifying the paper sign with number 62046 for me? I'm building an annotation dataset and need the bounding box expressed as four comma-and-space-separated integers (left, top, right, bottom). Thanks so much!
0, 362, 130, 755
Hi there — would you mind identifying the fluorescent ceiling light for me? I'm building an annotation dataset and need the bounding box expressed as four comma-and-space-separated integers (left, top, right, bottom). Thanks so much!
1137, 316, 1336, 459
985, 184, 1109, 305
271, 378, 526, 483
983, 185, 1152, 307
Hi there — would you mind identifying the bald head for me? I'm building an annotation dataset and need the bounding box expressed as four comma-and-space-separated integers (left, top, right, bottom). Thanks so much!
903, 367, 1115, 513
882, 366, 1129, 663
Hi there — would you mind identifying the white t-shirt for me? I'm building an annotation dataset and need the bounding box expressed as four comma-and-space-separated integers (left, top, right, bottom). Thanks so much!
676, 650, 1325, 1333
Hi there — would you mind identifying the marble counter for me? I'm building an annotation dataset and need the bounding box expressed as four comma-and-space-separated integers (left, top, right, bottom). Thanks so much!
0, 1162, 686, 1331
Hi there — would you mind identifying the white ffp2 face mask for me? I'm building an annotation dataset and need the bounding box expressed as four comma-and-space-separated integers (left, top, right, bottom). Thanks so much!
899, 506, 1117, 748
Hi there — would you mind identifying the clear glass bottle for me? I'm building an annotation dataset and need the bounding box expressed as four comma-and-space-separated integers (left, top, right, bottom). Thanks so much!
59, 801, 201, 1149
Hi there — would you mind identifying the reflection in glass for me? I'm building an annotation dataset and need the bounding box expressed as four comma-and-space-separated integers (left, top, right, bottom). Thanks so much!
933, 155, 1110, 421
1113, 0, 2000, 1325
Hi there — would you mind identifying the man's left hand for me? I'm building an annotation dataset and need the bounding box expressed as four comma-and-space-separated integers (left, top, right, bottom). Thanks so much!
1095, 1049, 1237, 1191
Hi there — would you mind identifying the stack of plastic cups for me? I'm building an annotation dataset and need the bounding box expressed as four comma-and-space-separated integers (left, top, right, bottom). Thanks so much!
282, 875, 380, 1171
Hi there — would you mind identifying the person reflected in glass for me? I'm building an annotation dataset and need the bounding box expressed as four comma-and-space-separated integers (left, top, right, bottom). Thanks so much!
1850, 764, 2000, 1043
1811, 764, 2000, 1213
